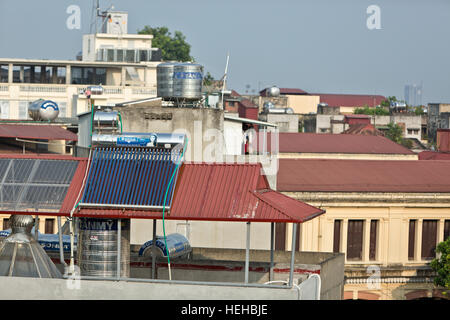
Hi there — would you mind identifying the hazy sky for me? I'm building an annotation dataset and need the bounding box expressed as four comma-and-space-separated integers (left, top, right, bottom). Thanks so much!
0, 0, 449, 103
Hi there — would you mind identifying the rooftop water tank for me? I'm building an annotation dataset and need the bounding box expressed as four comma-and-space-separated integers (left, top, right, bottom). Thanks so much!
267, 86, 280, 97
172, 63, 203, 100
157, 62, 177, 98
77, 218, 130, 278
28, 99, 59, 121
138, 233, 191, 259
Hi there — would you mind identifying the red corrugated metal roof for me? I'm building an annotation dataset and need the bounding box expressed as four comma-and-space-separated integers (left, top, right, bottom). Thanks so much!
0, 124, 77, 141
278, 158, 450, 193
75, 162, 324, 222
419, 151, 450, 160
342, 123, 384, 136
255, 132, 414, 155
313, 93, 386, 107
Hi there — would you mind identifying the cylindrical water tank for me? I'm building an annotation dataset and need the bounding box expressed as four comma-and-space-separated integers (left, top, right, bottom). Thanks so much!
91, 132, 186, 147
267, 107, 294, 114
172, 63, 203, 100
267, 86, 280, 97
157, 62, 177, 98
87, 86, 104, 95
93, 111, 120, 130
77, 218, 130, 278
263, 101, 275, 113
28, 99, 59, 121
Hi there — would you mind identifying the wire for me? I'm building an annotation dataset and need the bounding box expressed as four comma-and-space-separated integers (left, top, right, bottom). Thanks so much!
161, 138, 187, 281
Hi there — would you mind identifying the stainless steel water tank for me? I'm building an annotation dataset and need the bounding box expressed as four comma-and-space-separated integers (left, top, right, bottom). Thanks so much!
157, 62, 177, 98
172, 63, 203, 100
263, 101, 275, 113
28, 99, 59, 121
267, 86, 280, 97
77, 218, 130, 278
93, 111, 120, 130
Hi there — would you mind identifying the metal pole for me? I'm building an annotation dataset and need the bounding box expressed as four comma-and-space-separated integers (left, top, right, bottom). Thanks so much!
152, 219, 156, 279
34, 216, 38, 240
117, 219, 121, 279
269, 222, 275, 281
57, 217, 67, 268
245, 221, 250, 284
289, 223, 297, 287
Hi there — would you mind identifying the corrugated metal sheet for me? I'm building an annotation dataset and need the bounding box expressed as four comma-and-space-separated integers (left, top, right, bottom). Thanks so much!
80, 147, 181, 207
75, 162, 325, 223
278, 158, 450, 193
418, 151, 450, 161
0, 124, 78, 141
255, 132, 414, 155
313, 93, 386, 107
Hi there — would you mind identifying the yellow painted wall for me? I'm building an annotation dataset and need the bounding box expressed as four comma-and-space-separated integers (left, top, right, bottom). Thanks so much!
286, 95, 320, 114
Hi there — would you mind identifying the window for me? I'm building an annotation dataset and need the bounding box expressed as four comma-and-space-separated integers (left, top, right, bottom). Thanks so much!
58, 102, 67, 118
19, 101, 30, 119
0, 65, 8, 82
347, 220, 364, 261
422, 220, 438, 260
2, 218, 9, 230
0, 100, 9, 119
445, 220, 450, 241
333, 220, 342, 253
369, 220, 378, 261
45, 219, 55, 234
408, 220, 416, 260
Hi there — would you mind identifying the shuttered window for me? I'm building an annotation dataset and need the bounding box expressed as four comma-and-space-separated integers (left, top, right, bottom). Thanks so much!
408, 220, 416, 260
333, 220, 342, 253
2, 218, 9, 230
275, 223, 286, 251
444, 220, 450, 241
45, 219, 54, 234
347, 220, 364, 261
369, 220, 378, 261
421, 220, 438, 260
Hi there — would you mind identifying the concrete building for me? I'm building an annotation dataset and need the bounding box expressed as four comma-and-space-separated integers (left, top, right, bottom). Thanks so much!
277, 158, 450, 300
427, 103, 450, 144
0, 11, 161, 122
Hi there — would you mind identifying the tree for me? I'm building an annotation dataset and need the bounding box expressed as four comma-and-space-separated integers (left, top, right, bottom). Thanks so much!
354, 105, 389, 115
385, 122, 404, 144
138, 26, 193, 62
430, 237, 450, 295
380, 96, 398, 108
202, 72, 215, 87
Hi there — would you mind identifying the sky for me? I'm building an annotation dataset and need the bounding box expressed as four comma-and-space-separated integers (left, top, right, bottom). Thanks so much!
0, 0, 449, 103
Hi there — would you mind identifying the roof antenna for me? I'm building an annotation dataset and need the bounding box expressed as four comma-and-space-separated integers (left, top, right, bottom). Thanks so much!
220, 52, 230, 110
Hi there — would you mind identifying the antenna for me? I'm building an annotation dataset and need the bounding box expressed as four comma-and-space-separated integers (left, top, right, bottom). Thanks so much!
220, 52, 230, 110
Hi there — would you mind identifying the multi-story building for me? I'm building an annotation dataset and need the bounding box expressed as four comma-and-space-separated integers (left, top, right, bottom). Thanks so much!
277, 158, 450, 300
0, 11, 161, 122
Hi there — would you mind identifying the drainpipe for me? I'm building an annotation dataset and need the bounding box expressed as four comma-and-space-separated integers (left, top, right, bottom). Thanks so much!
57, 216, 67, 268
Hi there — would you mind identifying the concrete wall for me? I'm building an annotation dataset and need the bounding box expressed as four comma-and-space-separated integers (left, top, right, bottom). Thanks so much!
0, 276, 300, 300
115, 105, 225, 162
47, 247, 344, 300
316, 115, 345, 133
286, 95, 320, 114
372, 114, 422, 140
259, 113, 298, 132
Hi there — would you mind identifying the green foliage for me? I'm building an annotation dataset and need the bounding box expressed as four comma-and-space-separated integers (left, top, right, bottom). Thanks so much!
138, 26, 193, 62
380, 96, 398, 108
354, 105, 390, 115
430, 237, 450, 294
414, 106, 425, 115
203, 72, 215, 86
385, 122, 404, 144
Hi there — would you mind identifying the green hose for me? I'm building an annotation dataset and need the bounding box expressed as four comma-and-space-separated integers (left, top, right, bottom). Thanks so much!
161, 138, 187, 277
118, 111, 123, 134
